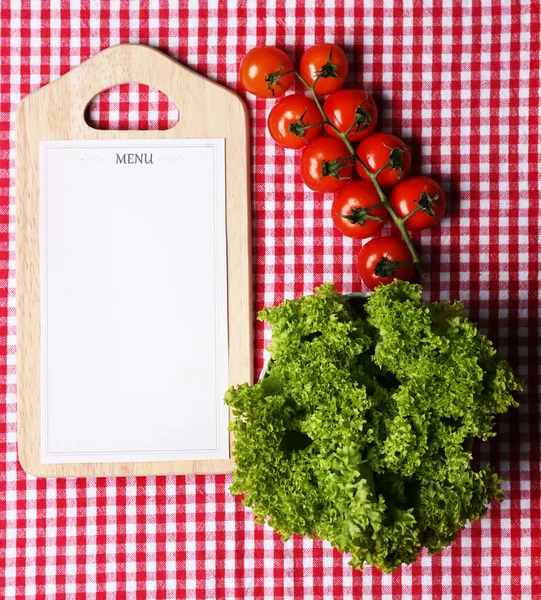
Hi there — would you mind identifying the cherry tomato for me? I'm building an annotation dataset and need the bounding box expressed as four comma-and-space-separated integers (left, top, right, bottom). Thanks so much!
357, 236, 416, 290
331, 181, 388, 239
389, 176, 446, 231
299, 44, 348, 96
267, 94, 323, 149
240, 46, 294, 99
356, 133, 411, 187
324, 90, 378, 142
300, 137, 354, 193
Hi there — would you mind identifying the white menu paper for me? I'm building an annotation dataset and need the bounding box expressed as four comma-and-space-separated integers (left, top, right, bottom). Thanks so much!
39, 139, 229, 463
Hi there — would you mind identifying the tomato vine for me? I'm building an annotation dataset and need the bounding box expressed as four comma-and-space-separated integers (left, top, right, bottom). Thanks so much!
240, 44, 447, 288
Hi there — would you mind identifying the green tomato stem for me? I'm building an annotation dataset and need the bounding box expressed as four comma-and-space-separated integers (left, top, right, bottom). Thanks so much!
374, 162, 389, 177
402, 206, 423, 224
277, 69, 297, 77
365, 200, 385, 211
296, 72, 328, 116
303, 121, 327, 130
344, 120, 357, 137
338, 211, 382, 224
374, 257, 418, 278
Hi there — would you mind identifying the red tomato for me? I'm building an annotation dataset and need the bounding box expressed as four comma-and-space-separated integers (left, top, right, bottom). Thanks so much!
267, 94, 323, 149
356, 133, 411, 187
389, 176, 446, 231
357, 236, 417, 290
331, 181, 388, 239
299, 44, 348, 96
300, 137, 354, 193
240, 46, 294, 99
324, 90, 378, 142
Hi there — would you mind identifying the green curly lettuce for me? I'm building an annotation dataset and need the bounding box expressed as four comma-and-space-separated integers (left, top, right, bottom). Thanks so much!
224, 281, 522, 573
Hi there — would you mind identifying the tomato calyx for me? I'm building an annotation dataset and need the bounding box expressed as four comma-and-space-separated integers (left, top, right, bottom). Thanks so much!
373, 256, 416, 278
337, 205, 383, 226
415, 190, 440, 217
288, 110, 309, 138
321, 156, 353, 180
349, 100, 373, 135
387, 147, 406, 178
316, 48, 341, 80
288, 110, 323, 138
264, 63, 293, 96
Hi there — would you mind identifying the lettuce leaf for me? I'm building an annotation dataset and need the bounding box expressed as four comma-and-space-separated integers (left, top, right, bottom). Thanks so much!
225, 281, 522, 573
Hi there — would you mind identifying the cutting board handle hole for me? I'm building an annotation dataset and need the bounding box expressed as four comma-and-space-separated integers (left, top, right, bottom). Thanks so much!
84, 83, 180, 131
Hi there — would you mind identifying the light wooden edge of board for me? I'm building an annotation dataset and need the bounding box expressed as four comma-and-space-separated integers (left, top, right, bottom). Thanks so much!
16, 43, 252, 477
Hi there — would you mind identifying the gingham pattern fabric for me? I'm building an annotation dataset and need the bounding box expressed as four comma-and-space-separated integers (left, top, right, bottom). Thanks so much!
1, 2, 540, 599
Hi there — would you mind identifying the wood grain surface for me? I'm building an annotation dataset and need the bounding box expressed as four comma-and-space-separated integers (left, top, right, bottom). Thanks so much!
16, 43, 252, 477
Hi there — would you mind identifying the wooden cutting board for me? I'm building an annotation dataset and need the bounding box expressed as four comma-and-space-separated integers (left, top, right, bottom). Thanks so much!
16, 44, 252, 477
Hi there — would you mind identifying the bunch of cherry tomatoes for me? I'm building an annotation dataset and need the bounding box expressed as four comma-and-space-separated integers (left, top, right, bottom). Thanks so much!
240, 44, 446, 290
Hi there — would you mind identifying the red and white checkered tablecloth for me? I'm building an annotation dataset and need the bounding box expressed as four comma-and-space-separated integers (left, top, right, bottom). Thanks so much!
1, 1, 540, 598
